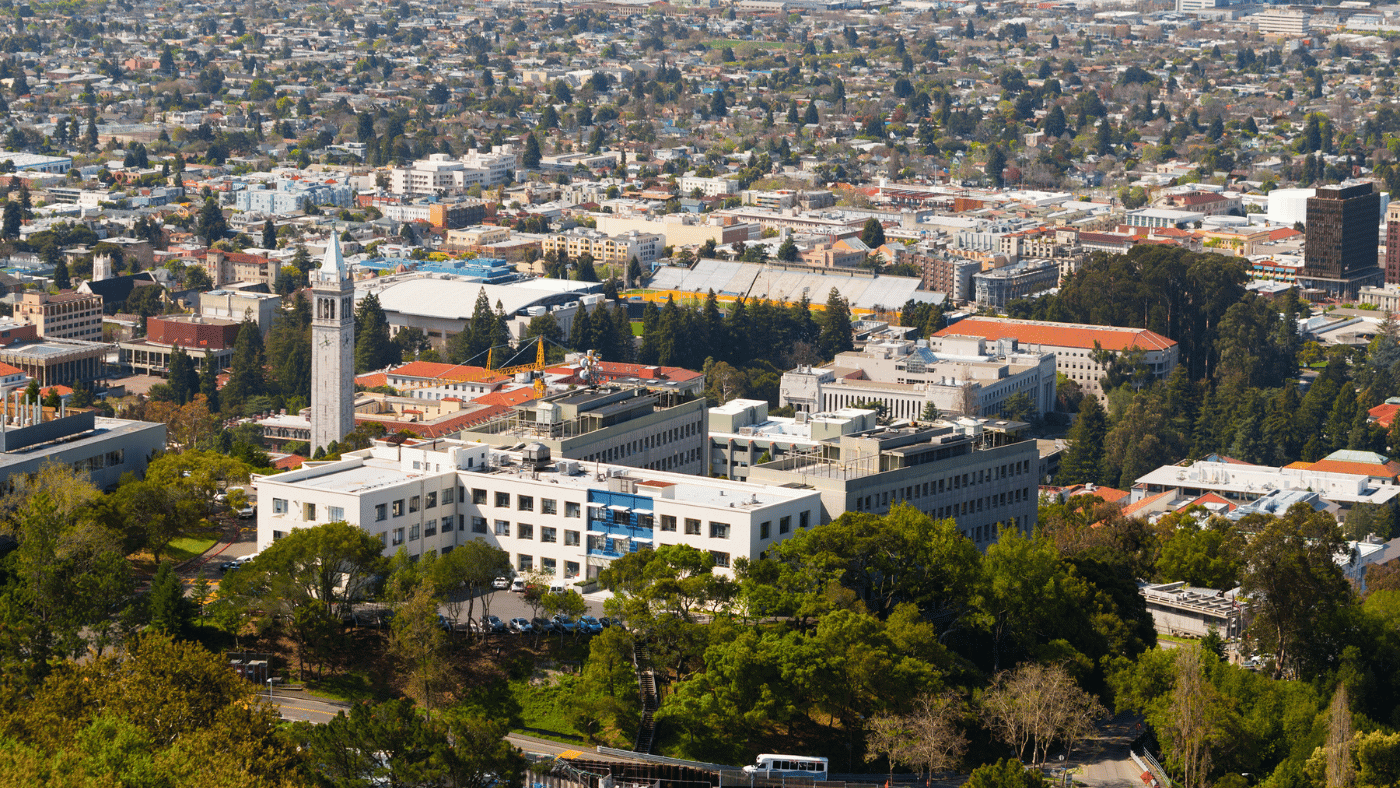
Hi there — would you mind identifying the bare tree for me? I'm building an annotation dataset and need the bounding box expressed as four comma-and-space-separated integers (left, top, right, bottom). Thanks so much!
865, 692, 968, 786
1327, 684, 1355, 788
982, 663, 1107, 766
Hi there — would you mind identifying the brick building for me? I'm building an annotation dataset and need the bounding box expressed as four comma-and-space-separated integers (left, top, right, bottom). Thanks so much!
117, 315, 242, 376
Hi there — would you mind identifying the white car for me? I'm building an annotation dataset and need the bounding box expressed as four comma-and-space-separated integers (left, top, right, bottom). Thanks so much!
492, 576, 510, 590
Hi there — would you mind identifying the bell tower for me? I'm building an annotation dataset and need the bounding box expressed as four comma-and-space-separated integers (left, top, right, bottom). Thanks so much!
310, 236, 354, 453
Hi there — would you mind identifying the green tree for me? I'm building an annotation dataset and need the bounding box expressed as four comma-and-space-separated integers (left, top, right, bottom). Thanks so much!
522, 133, 542, 168
198, 353, 220, 413
261, 218, 276, 250
147, 560, 191, 637
222, 317, 266, 413
52, 258, 69, 290
860, 217, 886, 248
776, 237, 799, 262
964, 759, 1046, 788
166, 344, 197, 405
354, 292, 398, 373
817, 288, 854, 359
195, 196, 226, 245
389, 583, 453, 717
1058, 395, 1107, 485
1156, 515, 1245, 589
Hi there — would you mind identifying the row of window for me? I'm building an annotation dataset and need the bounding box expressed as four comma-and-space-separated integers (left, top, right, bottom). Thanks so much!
374, 486, 460, 521
481, 517, 583, 545
852, 459, 1035, 512
516, 554, 582, 578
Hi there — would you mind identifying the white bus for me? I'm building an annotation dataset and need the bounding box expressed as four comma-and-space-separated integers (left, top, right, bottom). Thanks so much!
743, 755, 829, 780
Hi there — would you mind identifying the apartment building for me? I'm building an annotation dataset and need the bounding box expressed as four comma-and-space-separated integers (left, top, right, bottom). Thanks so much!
253, 439, 823, 578
779, 335, 1057, 421
15, 291, 103, 341
389, 151, 517, 194
972, 262, 1060, 309
707, 399, 878, 480
678, 176, 739, 197
933, 317, 1178, 402
746, 420, 1041, 546
540, 228, 665, 265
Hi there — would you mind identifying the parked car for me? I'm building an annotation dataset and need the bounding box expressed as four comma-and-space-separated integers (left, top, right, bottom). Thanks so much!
530, 616, 555, 634
602, 617, 625, 630
577, 616, 603, 635
552, 614, 578, 634
508, 617, 532, 634
492, 576, 510, 590
236, 504, 256, 519
482, 615, 507, 634
510, 578, 527, 593
220, 553, 259, 573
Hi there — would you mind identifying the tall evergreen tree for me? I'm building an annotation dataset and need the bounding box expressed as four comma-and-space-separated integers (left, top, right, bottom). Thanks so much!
52, 258, 69, 290
148, 560, 190, 637
167, 345, 197, 406
223, 317, 267, 413
198, 353, 219, 413
817, 288, 854, 359
354, 293, 397, 373
262, 219, 277, 250
1058, 395, 1108, 485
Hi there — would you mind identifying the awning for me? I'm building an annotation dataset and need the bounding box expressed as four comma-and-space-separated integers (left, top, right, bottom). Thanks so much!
607, 504, 631, 512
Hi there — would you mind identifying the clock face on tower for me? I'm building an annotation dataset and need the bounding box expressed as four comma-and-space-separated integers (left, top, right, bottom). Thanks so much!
320, 337, 333, 347
343, 333, 353, 346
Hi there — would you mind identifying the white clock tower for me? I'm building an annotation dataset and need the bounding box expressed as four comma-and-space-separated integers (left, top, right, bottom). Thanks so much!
311, 236, 355, 453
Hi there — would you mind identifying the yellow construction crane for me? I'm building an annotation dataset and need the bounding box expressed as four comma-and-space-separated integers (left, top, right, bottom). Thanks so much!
394, 336, 551, 396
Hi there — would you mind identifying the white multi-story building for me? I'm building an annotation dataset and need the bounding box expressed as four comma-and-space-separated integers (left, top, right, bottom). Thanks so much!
1253, 8, 1310, 35
679, 176, 739, 197
253, 439, 824, 579
389, 151, 518, 194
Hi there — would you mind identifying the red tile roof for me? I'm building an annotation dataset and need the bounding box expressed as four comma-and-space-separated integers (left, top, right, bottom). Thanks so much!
356, 372, 388, 388
272, 454, 306, 471
1183, 492, 1235, 511
1121, 489, 1177, 518
935, 318, 1177, 352
1301, 459, 1400, 479
389, 361, 505, 384
357, 403, 512, 439
1370, 403, 1400, 429
472, 388, 540, 408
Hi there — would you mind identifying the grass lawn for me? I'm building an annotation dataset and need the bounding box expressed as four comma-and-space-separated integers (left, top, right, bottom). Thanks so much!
167, 536, 219, 563
705, 39, 802, 51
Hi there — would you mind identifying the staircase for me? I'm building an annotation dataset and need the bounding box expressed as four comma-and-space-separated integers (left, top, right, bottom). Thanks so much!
632, 643, 659, 754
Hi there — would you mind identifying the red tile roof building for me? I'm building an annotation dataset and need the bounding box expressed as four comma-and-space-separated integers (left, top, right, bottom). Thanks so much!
934, 317, 1179, 402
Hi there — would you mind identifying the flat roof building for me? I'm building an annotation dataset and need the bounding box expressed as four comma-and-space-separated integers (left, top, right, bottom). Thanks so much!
253, 438, 824, 579
0, 412, 165, 491
1302, 181, 1385, 299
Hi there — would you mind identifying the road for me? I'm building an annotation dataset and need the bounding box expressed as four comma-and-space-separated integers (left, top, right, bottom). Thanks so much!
505, 732, 638, 763
1068, 712, 1148, 788
263, 689, 351, 724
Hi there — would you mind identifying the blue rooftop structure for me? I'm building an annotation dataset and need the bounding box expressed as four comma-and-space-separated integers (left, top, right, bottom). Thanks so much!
356, 256, 517, 284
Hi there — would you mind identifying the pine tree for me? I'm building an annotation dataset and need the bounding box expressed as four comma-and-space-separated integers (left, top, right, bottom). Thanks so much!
1, 201, 19, 240
52, 258, 69, 290
223, 317, 266, 413
570, 304, 594, 351
1059, 396, 1108, 485
262, 219, 277, 250
167, 345, 197, 405
860, 218, 886, 248
817, 288, 853, 359
522, 133, 542, 168
199, 354, 220, 413
148, 560, 190, 637
354, 293, 397, 373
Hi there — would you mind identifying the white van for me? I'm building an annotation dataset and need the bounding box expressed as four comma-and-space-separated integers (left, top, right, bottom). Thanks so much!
744, 755, 829, 780
510, 578, 527, 593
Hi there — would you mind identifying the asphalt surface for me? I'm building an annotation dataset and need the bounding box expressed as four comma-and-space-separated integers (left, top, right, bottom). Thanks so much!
264, 690, 350, 724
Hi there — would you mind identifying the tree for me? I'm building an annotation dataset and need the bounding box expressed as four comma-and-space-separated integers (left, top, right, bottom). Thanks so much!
986, 145, 1008, 187
183, 265, 213, 291
981, 662, 1106, 766
1326, 684, 1354, 788
818, 288, 854, 359
261, 218, 277, 250
1160, 644, 1225, 788
710, 90, 728, 118
860, 217, 886, 248
1, 200, 18, 239
1240, 503, 1353, 680
147, 560, 191, 637
776, 237, 798, 262
166, 344, 197, 405
389, 583, 453, 717
222, 317, 266, 413
198, 353, 220, 413
1058, 395, 1107, 485
354, 292, 398, 373
430, 539, 511, 637
195, 197, 226, 245
522, 133, 542, 168
867, 692, 969, 784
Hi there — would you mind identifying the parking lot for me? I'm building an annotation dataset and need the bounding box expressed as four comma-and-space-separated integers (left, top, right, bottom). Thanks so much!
439, 588, 612, 634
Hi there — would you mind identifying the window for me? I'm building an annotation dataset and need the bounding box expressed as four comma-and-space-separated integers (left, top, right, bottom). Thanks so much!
304, 503, 316, 521
638, 513, 654, 529
518, 495, 534, 512
410, 496, 420, 513
518, 523, 534, 540
426, 491, 437, 509
473, 516, 488, 534
409, 524, 420, 541
425, 520, 437, 537
518, 554, 533, 572
494, 520, 510, 536
565, 501, 581, 518
779, 515, 791, 534
542, 557, 557, 574
800, 511, 810, 529
392, 500, 404, 517
661, 515, 677, 532
541, 527, 557, 543
565, 530, 580, 546
442, 487, 454, 504
473, 488, 487, 505
378, 532, 387, 548
273, 498, 288, 514
442, 517, 453, 533
375, 503, 387, 521
393, 528, 405, 546
542, 498, 557, 515
565, 561, 580, 578
709, 522, 730, 539
710, 551, 730, 569
760, 521, 770, 539
685, 518, 701, 535
328, 506, 344, 522
495, 492, 510, 508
